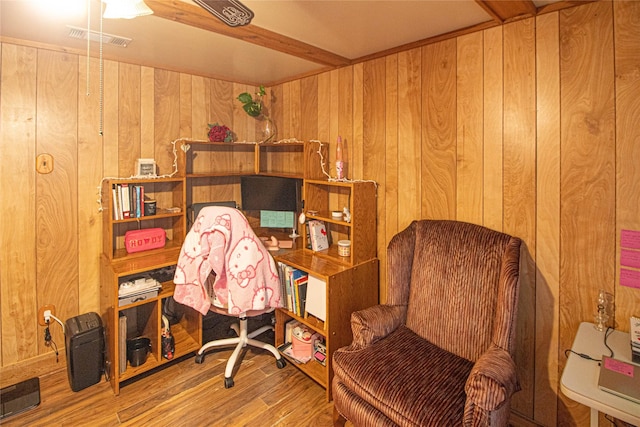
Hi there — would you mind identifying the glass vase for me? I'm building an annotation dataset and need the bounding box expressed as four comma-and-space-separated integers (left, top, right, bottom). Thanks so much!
259, 115, 277, 143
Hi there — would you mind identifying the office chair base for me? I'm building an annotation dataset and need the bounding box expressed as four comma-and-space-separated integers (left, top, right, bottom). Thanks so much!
195, 316, 285, 388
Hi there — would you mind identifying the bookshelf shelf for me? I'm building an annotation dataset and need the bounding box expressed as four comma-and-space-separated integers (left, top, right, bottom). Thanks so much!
281, 310, 326, 335
112, 212, 183, 224
186, 172, 247, 178
100, 175, 201, 395
117, 321, 200, 382
101, 177, 187, 261
279, 350, 327, 386
274, 253, 378, 402
303, 180, 377, 266
176, 139, 327, 212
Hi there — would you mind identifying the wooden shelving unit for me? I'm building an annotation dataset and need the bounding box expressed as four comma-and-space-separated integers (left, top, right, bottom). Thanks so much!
175, 138, 378, 401
176, 139, 327, 230
176, 139, 326, 181
303, 180, 377, 266
274, 251, 379, 402
100, 177, 201, 395
101, 177, 187, 261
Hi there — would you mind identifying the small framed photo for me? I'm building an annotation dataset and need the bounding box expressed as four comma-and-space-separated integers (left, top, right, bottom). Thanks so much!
135, 158, 156, 177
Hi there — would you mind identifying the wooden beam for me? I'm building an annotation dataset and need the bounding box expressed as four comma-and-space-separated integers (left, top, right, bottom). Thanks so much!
475, 0, 537, 23
145, 0, 351, 68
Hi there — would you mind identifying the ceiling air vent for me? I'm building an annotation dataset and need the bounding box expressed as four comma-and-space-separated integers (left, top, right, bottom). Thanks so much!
67, 25, 132, 47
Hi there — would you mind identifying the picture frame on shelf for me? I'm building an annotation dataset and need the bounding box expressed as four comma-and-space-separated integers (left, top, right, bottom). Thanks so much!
135, 158, 157, 177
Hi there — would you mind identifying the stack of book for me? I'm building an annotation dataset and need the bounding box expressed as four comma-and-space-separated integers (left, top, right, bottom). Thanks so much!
112, 183, 146, 220
277, 262, 308, 316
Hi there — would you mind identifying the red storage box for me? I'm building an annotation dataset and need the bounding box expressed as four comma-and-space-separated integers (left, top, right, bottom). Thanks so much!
124, 228, 166, 253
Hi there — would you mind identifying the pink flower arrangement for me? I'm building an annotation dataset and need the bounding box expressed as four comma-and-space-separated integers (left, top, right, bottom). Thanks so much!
208, 123, 233, 142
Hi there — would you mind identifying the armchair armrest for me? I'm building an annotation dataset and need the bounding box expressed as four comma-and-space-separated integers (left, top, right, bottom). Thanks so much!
349, 304, 406, 350
464, 345, 520, 412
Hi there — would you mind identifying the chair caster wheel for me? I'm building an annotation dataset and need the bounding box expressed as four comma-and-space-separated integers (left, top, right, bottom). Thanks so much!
195, 353, 205, 364
276, 358, 286, 369
224, 377, 234, 388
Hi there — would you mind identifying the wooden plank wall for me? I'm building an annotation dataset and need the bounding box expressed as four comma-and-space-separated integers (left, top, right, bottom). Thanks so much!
558, 3, 617, 425
1, 1, 639, 425
534, 12, 561, 425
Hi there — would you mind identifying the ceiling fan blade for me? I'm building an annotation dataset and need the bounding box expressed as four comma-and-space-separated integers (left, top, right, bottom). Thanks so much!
192, 0, 254, 27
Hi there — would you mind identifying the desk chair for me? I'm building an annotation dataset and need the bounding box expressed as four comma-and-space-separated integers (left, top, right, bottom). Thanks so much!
174, 206, 286, 388
196, 279, 285, 387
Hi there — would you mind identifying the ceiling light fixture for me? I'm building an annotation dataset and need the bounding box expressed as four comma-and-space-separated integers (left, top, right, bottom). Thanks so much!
102, 0, 153, 19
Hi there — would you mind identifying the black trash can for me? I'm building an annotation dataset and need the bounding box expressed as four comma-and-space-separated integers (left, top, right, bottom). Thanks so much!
64, 313, 104, 392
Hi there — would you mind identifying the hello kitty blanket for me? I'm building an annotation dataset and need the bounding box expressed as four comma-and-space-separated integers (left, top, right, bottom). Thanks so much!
173, 206, 282, 316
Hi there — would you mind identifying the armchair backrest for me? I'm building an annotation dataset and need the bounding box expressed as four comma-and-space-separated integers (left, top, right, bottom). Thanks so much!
387, 220, 521, 362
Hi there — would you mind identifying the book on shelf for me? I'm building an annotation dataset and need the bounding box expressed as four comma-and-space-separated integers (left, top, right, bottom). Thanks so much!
113, 183, 129, 221
118, 185, 125, 219
291, 270, 308, 317
305, 275, 326, 321
111, 183, 152, 221
305, 222, 312, 249
308, 220, 329, 251
121, 183, 131, 219
130, 185, 144, 218
138, 186, 144, 217
277, 262, 286, 308
296, 281, 308, 317
113, 184, 124, 220
119, 314, 127, 374
277, 263, 309, 315
291, 272, 297, 313
112, 185, 119, 220
277, 262, 291, 311
285, 265, 294, 312
130, 185, 136, 219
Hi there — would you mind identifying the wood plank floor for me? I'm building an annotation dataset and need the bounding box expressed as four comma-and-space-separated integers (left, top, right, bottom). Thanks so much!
2, 347, 336, 426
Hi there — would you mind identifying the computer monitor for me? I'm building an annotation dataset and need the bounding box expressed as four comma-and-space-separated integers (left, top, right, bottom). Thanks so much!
240, 176, 301, 213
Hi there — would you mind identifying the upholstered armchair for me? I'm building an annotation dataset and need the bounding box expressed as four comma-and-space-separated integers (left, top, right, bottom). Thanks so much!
332, 220, 522, 426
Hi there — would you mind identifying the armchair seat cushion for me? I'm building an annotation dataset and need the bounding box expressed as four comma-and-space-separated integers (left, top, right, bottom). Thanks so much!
333, 324, 473, 426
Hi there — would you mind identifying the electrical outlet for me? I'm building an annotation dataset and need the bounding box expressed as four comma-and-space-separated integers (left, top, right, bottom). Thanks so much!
38, 304, 56, 326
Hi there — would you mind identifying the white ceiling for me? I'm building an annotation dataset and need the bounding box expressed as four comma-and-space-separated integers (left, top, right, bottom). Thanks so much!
0, 0, 562, 85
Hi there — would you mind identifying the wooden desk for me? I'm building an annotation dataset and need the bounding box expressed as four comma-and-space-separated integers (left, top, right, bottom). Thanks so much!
560, 322, 640, 426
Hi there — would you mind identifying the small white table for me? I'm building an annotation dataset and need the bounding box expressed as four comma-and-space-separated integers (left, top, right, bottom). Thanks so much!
560, 322, 640, 427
